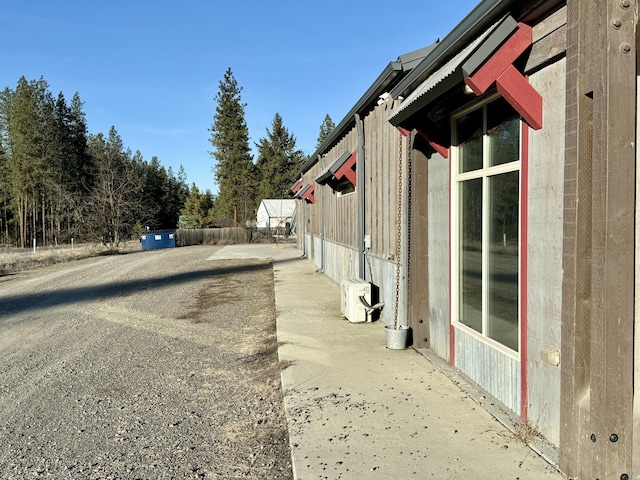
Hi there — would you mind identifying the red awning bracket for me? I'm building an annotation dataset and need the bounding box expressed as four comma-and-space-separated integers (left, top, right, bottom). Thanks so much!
464, 23, 542, 130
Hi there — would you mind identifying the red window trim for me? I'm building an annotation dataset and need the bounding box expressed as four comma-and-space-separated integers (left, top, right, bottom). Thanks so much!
448, 112, 529, 421
520, 122, 529, 422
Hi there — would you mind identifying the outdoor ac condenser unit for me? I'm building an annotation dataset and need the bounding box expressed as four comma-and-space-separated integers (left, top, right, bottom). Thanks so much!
341, 278, 372, 323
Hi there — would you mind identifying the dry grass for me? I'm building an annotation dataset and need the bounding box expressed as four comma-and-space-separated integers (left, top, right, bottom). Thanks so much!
513, 420, 543, 446
0, 241, 141, 276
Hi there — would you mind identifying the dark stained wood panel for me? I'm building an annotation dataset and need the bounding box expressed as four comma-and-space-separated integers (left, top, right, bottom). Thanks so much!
560, 0, 636, 478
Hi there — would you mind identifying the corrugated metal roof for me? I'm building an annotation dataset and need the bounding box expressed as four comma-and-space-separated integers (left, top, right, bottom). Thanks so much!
388, 22, 500, 126
389, 0, 563, 100
299, 43, 438, 175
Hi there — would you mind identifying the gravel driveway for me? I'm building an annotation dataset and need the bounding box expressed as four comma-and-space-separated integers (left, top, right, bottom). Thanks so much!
0, 245, 293, 479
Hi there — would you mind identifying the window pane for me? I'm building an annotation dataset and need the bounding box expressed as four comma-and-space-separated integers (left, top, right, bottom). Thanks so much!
457, 108, 483, 173
459, 178, 483, 333
487, 171, 519, 351
487, 98, 520, 167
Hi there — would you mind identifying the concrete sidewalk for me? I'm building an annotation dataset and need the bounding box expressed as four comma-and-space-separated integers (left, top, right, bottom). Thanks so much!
211, 244, 566, 480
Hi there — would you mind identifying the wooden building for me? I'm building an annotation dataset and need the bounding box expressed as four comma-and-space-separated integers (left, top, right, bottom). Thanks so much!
292, 0, 639, 478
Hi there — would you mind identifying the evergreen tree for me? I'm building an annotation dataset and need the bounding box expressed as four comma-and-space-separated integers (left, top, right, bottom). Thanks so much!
180, 183, 214, 228
0, 88, 12, 244
4, 76, 51, 247
65, 92, 90, 193
0, 80, 91, 246
165, 165, 190, 228
255, 113, 304, 200
0, 142, 9, 244
133, 155, 187, 230
0, 74, 189, 247
44, 91, 87, 243
316, 113, 336, 148
209, 68, 257, 226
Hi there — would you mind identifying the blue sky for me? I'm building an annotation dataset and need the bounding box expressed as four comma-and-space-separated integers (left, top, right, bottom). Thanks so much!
1, 0, 480, 194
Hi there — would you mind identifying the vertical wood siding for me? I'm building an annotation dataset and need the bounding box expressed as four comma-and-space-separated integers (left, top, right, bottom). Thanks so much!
363, 101, 403, 259
427, 155, 451, 360
526, 57, 566, 446
302, 101, 403, 260
298, 99, 408, 328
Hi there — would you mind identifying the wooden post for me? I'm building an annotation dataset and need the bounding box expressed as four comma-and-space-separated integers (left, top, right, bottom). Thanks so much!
560, 0, 637, 478
408, 133, 430, 349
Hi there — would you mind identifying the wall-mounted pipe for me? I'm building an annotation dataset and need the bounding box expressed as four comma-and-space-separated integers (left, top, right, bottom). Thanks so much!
359, 295, 384, 323
355, 113, 366, 279
317, 154, 325, 273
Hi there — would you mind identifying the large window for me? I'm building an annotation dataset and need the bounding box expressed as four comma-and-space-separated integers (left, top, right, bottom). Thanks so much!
453, 97, 521, 352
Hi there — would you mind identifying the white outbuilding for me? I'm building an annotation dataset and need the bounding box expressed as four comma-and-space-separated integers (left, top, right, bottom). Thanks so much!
256, 199, 296, 232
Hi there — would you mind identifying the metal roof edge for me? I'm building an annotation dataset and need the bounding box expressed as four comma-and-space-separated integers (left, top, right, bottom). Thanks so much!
300, 38, 440, 174
299, 61, 403, 174
389, 0, 520, 100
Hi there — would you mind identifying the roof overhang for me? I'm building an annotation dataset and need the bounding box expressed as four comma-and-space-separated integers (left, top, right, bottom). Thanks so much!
289, 178, 303, 196
299, 43, 439, 175
389, 0, 563, 101
295, 184, 315, 204
315, 150, 355, 188
390, 13, 544, 134
389, 16, 515, 127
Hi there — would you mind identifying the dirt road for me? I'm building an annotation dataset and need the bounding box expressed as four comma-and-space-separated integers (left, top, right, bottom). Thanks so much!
0, 246, 292, 479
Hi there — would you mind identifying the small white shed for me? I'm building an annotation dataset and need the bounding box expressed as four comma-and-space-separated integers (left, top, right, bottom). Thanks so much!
256, 199, 296, 230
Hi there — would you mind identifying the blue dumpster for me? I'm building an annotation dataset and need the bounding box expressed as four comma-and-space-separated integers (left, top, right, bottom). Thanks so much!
140, 230, 176, 250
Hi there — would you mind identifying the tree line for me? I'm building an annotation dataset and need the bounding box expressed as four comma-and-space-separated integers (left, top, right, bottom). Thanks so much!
188, 67, 335, 228
0, 76, 188, 249
0, 71, 336, 247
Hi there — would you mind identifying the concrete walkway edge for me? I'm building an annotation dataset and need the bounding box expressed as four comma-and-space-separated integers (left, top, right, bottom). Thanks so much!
211, 244, 566, 480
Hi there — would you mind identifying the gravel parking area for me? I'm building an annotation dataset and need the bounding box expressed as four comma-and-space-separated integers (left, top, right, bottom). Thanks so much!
0, 246, 293, 479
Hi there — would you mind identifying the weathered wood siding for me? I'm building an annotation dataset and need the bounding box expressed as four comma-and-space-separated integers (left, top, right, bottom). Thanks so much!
363, 101, 404, 260
298, 98, 409, 327
301, 127, 359, 251
526, 57, 566, 446
427, 154, 451, 361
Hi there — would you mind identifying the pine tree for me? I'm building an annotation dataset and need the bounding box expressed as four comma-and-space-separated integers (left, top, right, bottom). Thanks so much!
180, 184, 214, 228
0, 142, 9, 244
0, 79, 91, 246
209, 68, 257, 226
316, 114, 336, 149
255, 113, 304, 200
43, 90, 89, 243
5, 76, 51, 247
0, 75, 188, 247
0, 88, 12, 244
164, 165, 189, 229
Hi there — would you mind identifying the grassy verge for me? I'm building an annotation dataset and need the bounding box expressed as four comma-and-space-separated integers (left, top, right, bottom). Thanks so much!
0, 242, 141, 276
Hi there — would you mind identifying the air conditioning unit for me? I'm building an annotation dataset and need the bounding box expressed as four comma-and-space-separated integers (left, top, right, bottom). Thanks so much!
341, 278, 372, 323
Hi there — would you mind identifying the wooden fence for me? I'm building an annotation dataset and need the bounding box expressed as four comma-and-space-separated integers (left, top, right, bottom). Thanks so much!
176, 228, 247, 247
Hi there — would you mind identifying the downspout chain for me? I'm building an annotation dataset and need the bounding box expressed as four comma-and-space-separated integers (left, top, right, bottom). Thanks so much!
394, 132, 403, 329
